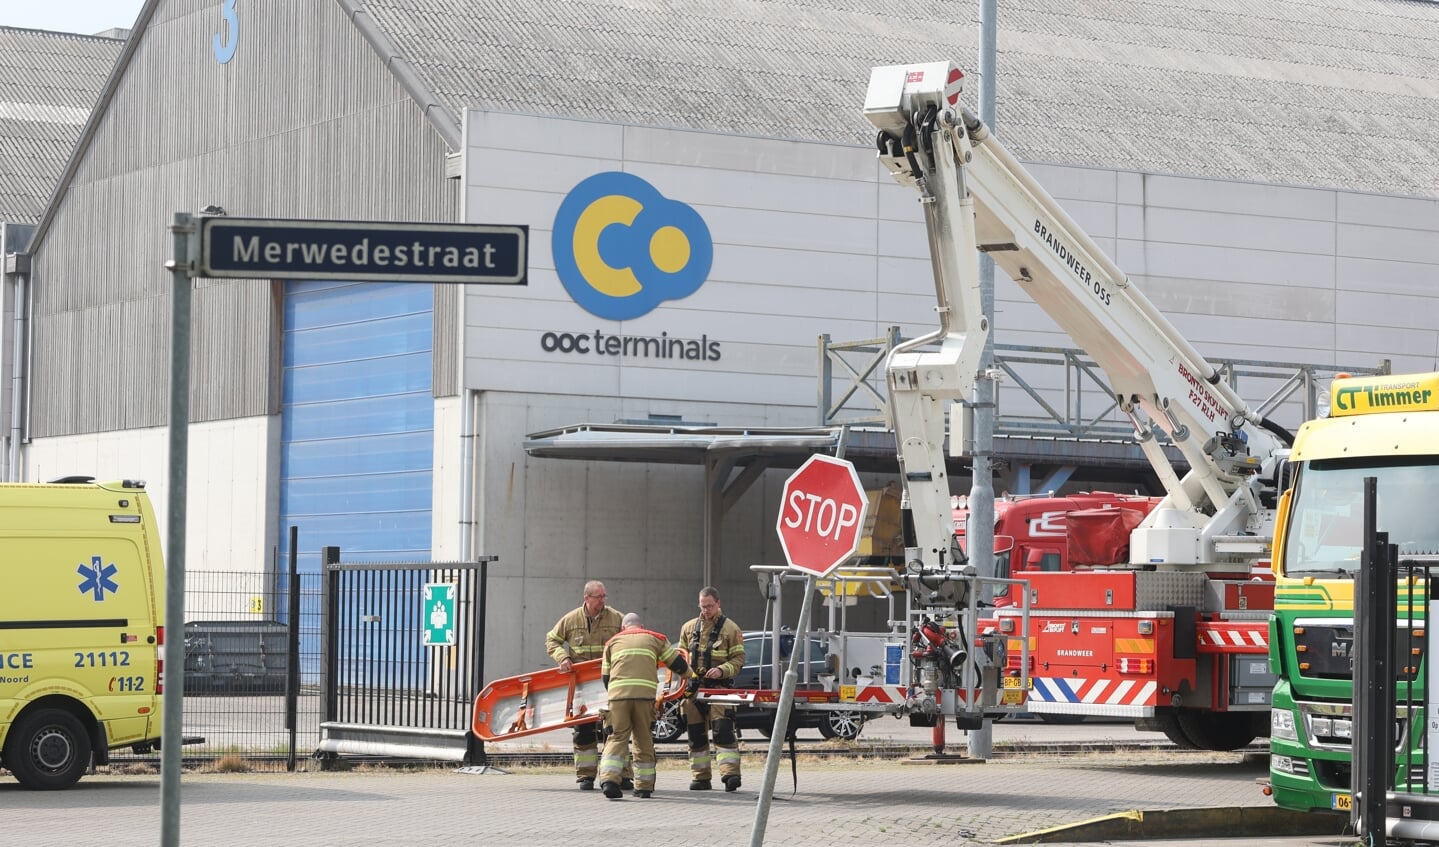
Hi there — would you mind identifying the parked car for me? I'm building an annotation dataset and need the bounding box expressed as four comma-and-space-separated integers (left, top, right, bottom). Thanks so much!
653, 629, 865, 742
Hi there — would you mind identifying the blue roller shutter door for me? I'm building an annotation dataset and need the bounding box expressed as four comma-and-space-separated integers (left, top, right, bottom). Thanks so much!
277, 280, 434, 683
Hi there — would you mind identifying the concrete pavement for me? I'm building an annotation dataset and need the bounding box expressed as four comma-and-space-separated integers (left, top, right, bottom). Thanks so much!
2, 737, 1357, 846
482, 711, 1186, 756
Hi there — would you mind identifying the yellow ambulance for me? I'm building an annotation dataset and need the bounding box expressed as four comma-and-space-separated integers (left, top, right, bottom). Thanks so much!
0, 478, 165, 789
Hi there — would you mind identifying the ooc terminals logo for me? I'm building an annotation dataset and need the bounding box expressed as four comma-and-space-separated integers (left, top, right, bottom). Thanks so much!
551, 172, 714, 320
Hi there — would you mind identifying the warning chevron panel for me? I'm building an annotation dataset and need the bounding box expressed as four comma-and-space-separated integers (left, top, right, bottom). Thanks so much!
1028, 677, 1157, 708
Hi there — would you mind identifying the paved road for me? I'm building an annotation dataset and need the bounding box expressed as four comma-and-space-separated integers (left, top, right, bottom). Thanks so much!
3, 721, 1357, 847
484, 711, 1215, 755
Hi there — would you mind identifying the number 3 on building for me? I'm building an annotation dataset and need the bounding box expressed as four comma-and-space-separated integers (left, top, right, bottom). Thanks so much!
213, 0, 239, 64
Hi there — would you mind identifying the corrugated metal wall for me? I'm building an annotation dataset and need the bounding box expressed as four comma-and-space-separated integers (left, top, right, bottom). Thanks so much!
431, 283, 457, 397
28, 0, 457, 437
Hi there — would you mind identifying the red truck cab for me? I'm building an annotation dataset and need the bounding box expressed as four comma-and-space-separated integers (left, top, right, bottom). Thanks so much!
954, 492, 1162, 587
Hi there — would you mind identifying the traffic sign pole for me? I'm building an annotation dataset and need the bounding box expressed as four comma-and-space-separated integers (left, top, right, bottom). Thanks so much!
160, 213, 195, 847
749, 577, 814, 847
753, 454, 868, 843
161, 211, 531, 845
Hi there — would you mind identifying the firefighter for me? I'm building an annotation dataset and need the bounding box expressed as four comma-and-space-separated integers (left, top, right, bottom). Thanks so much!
679, 586, 746, 792
597, 613, 689, 799
546, 580, 629, 790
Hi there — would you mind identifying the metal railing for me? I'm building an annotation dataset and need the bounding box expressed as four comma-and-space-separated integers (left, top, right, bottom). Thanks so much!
819, 328, 1391, 438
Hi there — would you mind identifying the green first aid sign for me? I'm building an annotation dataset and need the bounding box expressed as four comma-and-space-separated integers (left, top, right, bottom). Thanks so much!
423, 583, 456, 647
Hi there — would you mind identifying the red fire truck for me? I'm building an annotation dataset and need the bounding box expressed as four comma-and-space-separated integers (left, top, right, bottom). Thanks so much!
954, 492, 1274, 748
861, 61, 1285, 751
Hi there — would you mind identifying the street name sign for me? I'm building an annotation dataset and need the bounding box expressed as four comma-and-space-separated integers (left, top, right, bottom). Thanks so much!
198, 217, 527, 284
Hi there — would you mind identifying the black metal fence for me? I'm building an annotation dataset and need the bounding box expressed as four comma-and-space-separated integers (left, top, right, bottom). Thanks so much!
317, 550, 492, 764
1353, 478, 1439, 844
106, 545, 493, 772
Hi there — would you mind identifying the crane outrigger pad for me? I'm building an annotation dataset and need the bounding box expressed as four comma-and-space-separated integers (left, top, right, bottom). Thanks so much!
472, 659, 689, 742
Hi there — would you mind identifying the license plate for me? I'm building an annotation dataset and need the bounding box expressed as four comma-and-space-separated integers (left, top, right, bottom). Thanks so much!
1332, 793, 1352, 811
839, 685, 857, 701
1002, 676, 1028, 689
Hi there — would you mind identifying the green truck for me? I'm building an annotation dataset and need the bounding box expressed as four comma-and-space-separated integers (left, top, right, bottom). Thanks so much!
1268, 371, 1439, 813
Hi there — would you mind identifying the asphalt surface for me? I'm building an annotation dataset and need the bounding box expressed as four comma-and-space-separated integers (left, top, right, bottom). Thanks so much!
1, 717, 1362, 846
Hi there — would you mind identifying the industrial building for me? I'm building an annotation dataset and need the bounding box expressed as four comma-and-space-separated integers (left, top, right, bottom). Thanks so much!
5, 0, 1438, 679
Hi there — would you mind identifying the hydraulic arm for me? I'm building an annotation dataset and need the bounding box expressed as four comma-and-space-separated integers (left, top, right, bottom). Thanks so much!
864, 62, 1290, 575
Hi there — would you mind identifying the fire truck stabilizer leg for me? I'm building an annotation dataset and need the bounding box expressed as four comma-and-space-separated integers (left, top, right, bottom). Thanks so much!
969, 719, 992, 759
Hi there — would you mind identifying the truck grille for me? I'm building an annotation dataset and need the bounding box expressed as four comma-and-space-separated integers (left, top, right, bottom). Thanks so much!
1295, 701, 1409, 753
1293, 624, 1354, 679
1292, 622, 1424, 682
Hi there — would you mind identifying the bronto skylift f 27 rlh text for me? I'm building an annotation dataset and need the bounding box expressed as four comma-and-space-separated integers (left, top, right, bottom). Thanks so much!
862, 61, 1293, 749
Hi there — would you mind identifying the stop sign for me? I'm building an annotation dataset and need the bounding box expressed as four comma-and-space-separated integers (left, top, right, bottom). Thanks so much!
776, 454, 869, 577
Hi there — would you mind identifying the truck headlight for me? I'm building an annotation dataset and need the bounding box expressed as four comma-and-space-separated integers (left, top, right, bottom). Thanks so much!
1272, 708, 1298, 741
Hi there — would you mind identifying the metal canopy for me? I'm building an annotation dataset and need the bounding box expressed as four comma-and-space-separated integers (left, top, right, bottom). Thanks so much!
522, 422, 1174, 476
523, 423, 845, 465
521, 422, 1182, 586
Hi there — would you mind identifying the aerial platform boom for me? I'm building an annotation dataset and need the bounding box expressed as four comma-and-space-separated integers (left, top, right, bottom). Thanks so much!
864, 62, 1289, 576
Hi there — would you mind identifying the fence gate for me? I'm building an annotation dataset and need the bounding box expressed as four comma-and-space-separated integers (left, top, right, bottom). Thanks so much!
1354, 479, 1439, 845
314, 549, 495, 764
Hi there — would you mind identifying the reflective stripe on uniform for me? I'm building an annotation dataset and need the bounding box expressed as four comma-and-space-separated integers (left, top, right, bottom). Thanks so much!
548, 606, 624, 663
599, 754, 626, 777
603, 631, 675, 699
715, 748, 741, 768
611, 646, 659, 661
606, 678, 659, 698
689, 748, 713, 780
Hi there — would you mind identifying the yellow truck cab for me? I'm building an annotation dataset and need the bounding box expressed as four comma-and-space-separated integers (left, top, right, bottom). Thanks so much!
0, 478, 165, 789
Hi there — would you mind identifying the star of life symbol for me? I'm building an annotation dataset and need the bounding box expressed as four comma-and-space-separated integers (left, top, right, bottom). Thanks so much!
78, 555, 119, 601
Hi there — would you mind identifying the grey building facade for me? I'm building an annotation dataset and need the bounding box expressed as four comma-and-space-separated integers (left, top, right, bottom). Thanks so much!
9, 0, 1439, 679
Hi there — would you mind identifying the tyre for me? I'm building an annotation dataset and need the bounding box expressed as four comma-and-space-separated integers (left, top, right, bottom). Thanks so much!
757, 716, 793, 740
1145, 711, 1201, 749
1175, 711, 1261, 752
818, 709, 865, 740
7, 708, 92, 790
651, 699, 685, 744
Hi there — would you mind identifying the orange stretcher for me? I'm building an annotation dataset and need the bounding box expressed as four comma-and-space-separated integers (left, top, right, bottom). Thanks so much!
472, 658, 690, 742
